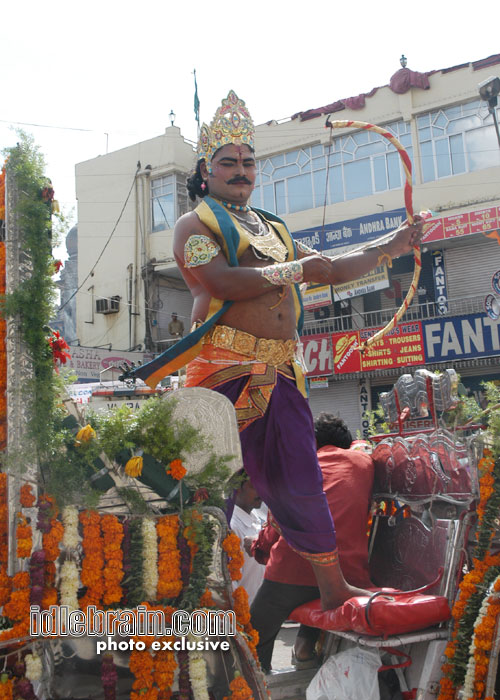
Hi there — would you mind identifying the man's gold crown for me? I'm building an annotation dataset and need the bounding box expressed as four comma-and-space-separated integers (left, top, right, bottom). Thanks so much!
197, 90, 255, 166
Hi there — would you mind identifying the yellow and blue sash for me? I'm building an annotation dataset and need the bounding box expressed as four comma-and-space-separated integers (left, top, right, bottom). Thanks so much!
132, 197, 304, 390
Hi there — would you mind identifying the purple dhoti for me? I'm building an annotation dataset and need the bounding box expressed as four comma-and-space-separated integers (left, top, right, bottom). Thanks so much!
185, 340, 338, 566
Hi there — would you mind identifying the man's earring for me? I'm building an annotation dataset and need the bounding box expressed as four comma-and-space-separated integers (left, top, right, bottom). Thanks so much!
201, 181, 207, 191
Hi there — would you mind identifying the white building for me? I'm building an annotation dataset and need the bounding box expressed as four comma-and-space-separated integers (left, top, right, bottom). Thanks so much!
75, 53, 500, 435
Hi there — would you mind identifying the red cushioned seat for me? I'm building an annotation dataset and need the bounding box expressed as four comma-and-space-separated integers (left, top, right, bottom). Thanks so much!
289, 591, 451, 638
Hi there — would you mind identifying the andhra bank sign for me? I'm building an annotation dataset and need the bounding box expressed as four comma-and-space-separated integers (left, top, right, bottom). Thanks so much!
293, 208, 406, 253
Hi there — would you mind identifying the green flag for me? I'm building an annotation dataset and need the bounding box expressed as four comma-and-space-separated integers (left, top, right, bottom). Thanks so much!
194, 69, 200, 126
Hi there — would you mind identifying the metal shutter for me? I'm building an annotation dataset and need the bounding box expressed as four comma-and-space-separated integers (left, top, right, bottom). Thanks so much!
308, 379, 360, 436
445, 239, 499, 299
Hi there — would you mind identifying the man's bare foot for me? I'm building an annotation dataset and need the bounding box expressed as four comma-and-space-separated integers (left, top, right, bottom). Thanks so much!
311, 560, 372, 611
320, 583, 370, 611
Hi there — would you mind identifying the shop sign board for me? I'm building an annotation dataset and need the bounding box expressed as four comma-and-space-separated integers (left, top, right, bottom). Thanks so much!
301, 333, 333, 377
293, 208, 406, 253
432, 250, 448, 315
422, 207, 500, 243
334, 265, 389, 300
302, 285, 332, 310
423, 313, 500, 363
309, 376, 329, 389
314, 313, 500, 375
294, 206, 500, 253
331, 322, 425, 374
65, 346, 154, 381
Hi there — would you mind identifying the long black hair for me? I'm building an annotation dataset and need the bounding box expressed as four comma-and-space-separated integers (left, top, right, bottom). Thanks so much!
186, 159, 208, 202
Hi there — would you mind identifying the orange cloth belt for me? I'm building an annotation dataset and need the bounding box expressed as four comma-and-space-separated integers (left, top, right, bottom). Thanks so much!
184, 343, 294, 432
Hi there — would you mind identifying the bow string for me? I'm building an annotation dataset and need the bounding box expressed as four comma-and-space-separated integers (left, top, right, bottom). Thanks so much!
325, 118, 421, 354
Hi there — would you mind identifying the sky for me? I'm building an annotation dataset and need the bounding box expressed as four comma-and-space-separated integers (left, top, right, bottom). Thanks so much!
2, 0, 500, 258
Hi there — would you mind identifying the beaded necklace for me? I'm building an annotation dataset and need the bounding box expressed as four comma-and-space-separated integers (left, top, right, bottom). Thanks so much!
219, 199, 250, 213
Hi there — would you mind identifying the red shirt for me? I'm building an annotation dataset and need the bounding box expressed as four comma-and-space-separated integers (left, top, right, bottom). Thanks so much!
252, 445, 374, 588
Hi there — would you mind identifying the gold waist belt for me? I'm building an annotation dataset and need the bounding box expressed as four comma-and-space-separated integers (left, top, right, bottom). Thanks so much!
202, 325, 296, 366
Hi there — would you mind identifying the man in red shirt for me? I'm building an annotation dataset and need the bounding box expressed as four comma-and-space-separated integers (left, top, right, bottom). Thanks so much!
250, 414, 374, 672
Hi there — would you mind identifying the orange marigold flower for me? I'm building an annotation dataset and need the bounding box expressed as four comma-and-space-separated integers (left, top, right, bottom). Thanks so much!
20, 483, 35, 508
168, 459, 187, 481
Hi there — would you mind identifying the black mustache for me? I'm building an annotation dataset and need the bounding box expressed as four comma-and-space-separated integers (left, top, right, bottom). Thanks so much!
227, 177, 251, 185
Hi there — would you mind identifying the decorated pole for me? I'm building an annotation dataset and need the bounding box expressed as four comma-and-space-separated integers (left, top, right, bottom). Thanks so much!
325, 118, 422, 354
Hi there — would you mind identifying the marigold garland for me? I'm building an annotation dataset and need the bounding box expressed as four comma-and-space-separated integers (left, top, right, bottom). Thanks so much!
129, 648, 157, 700
232, 586, 259, 661
153, 643, 177, 700
101, 514, 124, 606
0, 473, 8, 568
41, 506, 64, 609
223, 674, 254, 700
79, 510, 104, 611
15, 513, 32, 559
222, 532, 244, 581
467, 574, 500, 699
19, 484, 35, 509
0, 675, 13, 700
0, 571, 31, 643
438, 449, 500, 700
199, 588, 215, 607
156, 515, 182, 600
0, 567, 11, 607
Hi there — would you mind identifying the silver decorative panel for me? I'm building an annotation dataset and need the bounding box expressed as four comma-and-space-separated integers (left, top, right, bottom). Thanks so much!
163, 387, 243, 475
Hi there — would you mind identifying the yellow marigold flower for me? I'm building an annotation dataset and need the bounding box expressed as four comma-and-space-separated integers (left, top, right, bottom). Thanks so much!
125, 456, 144, 478
75, 424, 96, 443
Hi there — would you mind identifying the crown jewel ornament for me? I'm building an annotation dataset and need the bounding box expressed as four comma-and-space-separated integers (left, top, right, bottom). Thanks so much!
198, 90, 255, 171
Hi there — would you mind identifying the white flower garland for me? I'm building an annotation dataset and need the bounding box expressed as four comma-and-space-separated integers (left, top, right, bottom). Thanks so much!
188, 633, 210, 700
24, 651, 43, 682
142, 518, 158, 600
62, 506, 80, 550
462, 574, 500, 700
59, 559, 80, 610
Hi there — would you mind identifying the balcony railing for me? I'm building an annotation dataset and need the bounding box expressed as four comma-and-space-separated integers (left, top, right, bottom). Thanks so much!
301, 294, 487, 337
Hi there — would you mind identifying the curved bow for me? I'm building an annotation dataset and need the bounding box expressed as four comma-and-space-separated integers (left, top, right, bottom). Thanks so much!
325, 118, 421, 354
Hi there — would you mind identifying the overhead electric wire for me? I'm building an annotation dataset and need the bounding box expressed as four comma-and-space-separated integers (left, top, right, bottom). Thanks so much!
58, 164, 140, 313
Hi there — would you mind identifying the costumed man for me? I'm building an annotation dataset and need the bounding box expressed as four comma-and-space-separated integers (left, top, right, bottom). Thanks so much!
127, 90, 423, 610
249, 414, 374, 673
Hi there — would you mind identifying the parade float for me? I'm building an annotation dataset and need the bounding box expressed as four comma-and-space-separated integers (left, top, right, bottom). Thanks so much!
1, 135, 500, 700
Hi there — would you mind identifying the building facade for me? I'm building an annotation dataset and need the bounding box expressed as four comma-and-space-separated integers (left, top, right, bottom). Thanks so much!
75, 54, 500, 435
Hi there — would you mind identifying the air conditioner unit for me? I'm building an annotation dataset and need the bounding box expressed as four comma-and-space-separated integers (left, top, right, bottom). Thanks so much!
96, 296, 120, 314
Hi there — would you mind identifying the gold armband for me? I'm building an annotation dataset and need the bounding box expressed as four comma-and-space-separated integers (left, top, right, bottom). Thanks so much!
261, 261, 303, 286
184, 235, 221, 268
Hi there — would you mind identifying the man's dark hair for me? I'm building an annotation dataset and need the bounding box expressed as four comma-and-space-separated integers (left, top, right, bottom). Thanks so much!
186, 159, 207, 202
314, 413, 353, 449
